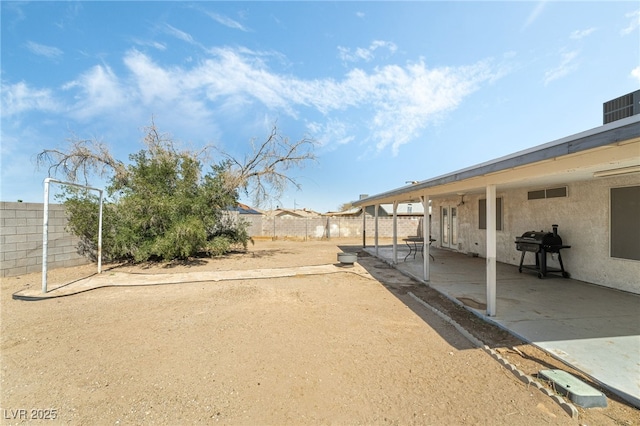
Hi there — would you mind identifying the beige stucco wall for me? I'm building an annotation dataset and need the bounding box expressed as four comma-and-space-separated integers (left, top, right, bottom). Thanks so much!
430, 175, 640, 294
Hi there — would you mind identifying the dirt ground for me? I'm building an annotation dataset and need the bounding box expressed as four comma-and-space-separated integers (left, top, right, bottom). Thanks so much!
1, 238, 638, 425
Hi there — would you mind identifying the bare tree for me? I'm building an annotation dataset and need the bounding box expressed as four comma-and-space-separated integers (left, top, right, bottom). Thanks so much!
35, 132, 126, 185
217, 124, 317, 207
36, 120, 317, 206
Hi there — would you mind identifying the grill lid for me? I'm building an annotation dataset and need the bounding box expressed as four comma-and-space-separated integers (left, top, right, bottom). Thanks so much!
515, 225, 563, 247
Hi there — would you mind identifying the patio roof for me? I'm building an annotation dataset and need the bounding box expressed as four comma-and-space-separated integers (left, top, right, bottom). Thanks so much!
353, 115, 640, 206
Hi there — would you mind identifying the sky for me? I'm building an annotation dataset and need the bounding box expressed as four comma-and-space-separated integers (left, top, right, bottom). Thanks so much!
2, 1, 639, 213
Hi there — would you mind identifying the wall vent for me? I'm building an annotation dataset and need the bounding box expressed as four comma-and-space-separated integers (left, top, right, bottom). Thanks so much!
603, 90, 640, 124
528, 186, 568, 200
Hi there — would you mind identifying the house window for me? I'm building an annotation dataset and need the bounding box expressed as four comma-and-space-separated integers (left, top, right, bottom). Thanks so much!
407, 204, 412, 213
479, 198, 503, 230
528, 186, 568, 200
611, 186, 640, 261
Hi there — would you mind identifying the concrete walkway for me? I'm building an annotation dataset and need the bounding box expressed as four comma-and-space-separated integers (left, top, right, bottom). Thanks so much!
12, 264, 371, 301
366, 244, 640, 409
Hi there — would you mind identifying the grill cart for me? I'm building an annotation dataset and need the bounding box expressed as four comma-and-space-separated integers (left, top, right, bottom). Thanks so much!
515, 224, 571, 279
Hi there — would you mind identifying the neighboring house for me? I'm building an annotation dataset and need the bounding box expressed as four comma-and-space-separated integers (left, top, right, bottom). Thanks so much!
354, 97, 640, 313
230, 203, 263, 215
226, 203, 263, 237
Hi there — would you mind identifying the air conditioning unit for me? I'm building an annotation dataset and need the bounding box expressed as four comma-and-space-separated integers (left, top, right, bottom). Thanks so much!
603, 90, 640, 124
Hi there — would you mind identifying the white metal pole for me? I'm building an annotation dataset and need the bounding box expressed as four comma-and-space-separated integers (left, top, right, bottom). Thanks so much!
41, 178, 104, 293
42, 178, 51, 293
486, 184, 497, 316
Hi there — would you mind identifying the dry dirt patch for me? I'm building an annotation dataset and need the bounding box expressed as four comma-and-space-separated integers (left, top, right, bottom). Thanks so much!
1, 239, 638, 425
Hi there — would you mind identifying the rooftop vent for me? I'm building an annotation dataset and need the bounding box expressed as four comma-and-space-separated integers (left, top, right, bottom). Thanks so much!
603, 90, 640, 124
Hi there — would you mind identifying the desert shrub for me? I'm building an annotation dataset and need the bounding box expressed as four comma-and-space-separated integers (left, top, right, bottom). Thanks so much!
63, 137, 248, 262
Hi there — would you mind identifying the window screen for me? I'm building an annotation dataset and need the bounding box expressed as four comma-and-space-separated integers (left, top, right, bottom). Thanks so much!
479, 198, 503, 230
611, 186, 640, 261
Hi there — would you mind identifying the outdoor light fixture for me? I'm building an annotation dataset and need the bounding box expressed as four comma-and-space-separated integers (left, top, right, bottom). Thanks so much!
593, 165, 640, 178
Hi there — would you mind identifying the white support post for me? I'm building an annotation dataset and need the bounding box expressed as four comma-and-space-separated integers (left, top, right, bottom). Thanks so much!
374, 203, 379, 257
392, 201, 398, 264
421, 194, 430, 282
362, 209, 366, 247
486, 184, 497, 316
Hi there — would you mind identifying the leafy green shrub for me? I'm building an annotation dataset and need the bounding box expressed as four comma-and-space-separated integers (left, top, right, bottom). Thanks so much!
62, 130, 250, 262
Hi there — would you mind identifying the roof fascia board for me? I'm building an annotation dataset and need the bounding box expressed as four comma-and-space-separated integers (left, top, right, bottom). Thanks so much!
354, 116, 640, 206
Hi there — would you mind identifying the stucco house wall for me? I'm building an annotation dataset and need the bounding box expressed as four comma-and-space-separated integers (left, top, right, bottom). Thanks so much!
430, 174, 640, 294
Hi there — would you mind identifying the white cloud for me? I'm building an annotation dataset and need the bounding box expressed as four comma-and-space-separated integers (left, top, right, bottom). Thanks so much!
3, 46, 501, 157
25, 41, 63, 59
204, 11, 249, 31
123, 50, 181, 105
62, 64, 128, 119
522, 1, 548, 31
631, 66, 640, 84
543, 50, 579, 85
570, 28, 596, 40
164, 24, 196, 44
1, 81, 61, 116
306, 119, 355, 150
338, 40, 397, 63
133, 38, 167, 51
621, 9, 640, 35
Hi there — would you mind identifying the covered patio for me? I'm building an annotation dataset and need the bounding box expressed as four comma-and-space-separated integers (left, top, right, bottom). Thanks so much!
366, 243, 640, 409
353, 116, 640, 409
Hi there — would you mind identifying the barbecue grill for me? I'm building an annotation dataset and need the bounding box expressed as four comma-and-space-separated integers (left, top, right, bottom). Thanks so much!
515, 224, 571, 279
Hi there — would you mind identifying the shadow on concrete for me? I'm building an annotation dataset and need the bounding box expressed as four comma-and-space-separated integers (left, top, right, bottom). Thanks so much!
337, 244, 515, 353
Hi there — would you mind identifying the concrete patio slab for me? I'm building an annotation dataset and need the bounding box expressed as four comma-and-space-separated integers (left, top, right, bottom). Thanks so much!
366, 244, 640, 409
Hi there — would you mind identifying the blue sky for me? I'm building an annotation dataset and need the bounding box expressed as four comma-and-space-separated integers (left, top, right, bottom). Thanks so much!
2, 1, 639, 212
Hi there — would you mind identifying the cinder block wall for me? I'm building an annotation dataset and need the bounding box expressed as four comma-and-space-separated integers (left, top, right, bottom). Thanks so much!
242, 215, 423, 240
0, 202, 89, 277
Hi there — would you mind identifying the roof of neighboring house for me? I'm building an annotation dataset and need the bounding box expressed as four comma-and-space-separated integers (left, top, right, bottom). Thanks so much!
269, 208, 322, 217
326, 207, 361, 216
354, 115, 640, 206
229, 203, 263, 215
